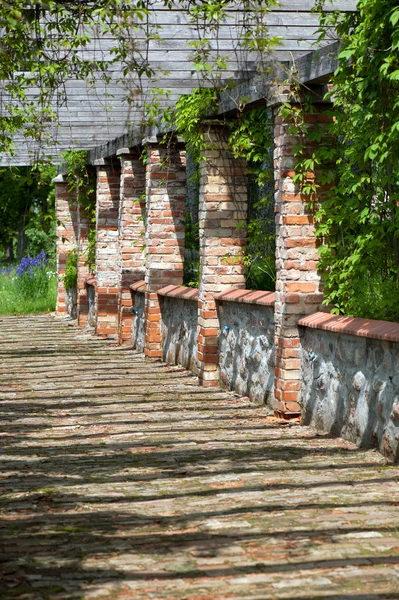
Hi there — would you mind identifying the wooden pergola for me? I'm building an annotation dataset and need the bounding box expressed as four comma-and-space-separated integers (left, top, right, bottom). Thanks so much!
1, 0, 356, 166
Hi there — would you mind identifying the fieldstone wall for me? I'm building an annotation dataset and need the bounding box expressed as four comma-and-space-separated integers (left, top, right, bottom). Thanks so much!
300, 313, 399, 462
216, 289, 275, 406
65, 288, 77, 319
87, 282, 96, 328
132, 286, 145, 352
159, 286, 199, 374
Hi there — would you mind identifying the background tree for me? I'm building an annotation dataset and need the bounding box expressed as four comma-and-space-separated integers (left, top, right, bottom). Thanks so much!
0, 166, 56, 263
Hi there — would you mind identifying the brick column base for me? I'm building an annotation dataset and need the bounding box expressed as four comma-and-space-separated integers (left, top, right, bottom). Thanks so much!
197, 126, 247, 386
273, 102, 333, 418
144, 141, 186, 358
95, 161, 121, 339
54, 175, 77, 317
117, 151, 146, 345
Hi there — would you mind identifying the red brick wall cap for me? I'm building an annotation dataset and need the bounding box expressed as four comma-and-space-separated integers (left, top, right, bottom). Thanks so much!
298, 311, 399, 343
85, 277, 96, 287
215, 288, 275, 307
157, 284, 199, 301
130, 280, 146, 293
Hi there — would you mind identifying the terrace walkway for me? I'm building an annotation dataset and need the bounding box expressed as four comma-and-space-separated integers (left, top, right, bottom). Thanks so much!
0, 314, 398, 600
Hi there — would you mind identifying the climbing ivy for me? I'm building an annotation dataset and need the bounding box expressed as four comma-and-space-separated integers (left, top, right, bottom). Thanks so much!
308, 0, 399, 321
174, 88, 220, 167
63, 247, 78, 290
174, 89, 275, 290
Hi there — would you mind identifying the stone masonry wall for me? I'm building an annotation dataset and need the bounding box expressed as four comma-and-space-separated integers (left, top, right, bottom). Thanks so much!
217, 290, 275, 406
300, 313, 399, 463
86, 280, 96, 328
132, 288, 145, 352
159, 287, 199, 374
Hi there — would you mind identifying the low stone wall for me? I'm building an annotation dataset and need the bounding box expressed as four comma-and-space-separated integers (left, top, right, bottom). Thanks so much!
299, 312, 399, 463
158, 285, 198, 374
85, 278, 96, 327
216, 289, 275, 407
131, 281, 145, 352
66, 288, 77, 319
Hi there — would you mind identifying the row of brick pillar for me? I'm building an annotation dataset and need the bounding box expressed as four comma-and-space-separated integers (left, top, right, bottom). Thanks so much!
55, 102, 331, 418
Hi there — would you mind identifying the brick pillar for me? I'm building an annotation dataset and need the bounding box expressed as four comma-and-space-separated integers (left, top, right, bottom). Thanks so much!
144, 141, 186, 358
197, 126, 247, 387
77, 206, 91, 326
273, 103, 332, 418
95, 160, 121, 339
117, 150, 146, 345
55, 174, 77, 316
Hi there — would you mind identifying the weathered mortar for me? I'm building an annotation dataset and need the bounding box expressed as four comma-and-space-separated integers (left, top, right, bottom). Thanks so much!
132, 290, 145, 352
300, 326, 399, 462
217, 299, 275, 407
161, 296, 198, 373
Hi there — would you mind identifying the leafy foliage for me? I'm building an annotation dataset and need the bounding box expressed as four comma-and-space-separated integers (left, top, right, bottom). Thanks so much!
228, 108, 275, 290
0, 165, 56, 262
63, 150, 96, 272
175, 90, 275, 290
63, 247, 78, 291
309, 0, 399, 320
174, 88, 220, 166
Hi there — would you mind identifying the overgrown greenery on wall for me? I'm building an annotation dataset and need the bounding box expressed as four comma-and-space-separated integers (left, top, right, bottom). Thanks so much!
63, 150, 96, 290
2, 0, 399, 322
174, 90, 275, 290
287, 0, 399, 321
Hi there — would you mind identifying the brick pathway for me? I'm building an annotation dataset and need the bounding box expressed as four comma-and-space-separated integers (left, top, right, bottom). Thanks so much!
0, 315, 398, 600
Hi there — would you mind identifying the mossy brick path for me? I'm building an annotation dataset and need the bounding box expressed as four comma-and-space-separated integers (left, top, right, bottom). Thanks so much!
0, 315, 398, 600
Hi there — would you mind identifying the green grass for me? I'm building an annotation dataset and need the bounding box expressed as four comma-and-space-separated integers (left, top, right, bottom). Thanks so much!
0, 271, 57, 315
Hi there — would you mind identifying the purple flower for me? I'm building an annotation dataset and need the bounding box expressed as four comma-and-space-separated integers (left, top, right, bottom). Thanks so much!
0, 265, 14, 276
15, 252, 48, 278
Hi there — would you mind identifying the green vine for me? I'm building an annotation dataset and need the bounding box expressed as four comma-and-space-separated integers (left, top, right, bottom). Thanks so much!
174, 89, 275, 290
63, 150, 97, 275
276, 0, 399, 321
63, 247, 78, 290
174, 88, 220, 166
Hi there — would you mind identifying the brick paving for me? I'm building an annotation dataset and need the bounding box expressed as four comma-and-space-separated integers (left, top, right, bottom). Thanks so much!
0, 315, 398, 600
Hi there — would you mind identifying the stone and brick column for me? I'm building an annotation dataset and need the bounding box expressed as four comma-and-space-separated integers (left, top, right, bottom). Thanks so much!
54, 174, 77, 316
94, 159, 121, 339
197, 126, 247, 386
117, 150, 146, 345
273, 101, 333, 418
144, 140, 186, 359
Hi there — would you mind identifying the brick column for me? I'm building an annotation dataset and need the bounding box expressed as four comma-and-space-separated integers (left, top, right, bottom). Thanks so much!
273, 102, 332, 418
54, 174, 77, 316
197, 126, 247, 386
117, 150, 146, 345
95, 160, 121, 339
76, 206, 91, 326
144, 141, 186, 358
